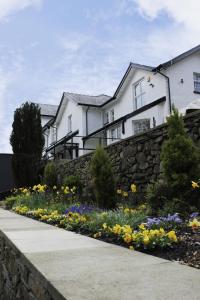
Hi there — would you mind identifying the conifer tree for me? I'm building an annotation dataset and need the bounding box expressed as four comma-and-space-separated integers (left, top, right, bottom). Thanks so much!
10, 102, 44, 186
160, 106, 200, 206
90, 146, 116, 209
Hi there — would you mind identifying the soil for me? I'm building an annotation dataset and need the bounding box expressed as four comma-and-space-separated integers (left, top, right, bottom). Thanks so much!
149, 227, 200, 269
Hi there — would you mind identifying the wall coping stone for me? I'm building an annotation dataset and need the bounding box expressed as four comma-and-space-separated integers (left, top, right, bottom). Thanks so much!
0, 208, 200, 300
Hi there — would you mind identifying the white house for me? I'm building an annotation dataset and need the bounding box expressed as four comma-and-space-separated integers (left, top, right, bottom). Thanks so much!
40, 44, 200, 159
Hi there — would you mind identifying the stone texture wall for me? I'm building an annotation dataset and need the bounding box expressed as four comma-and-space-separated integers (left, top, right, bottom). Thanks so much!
0, 232, 65, 300
56, 111, 200, 193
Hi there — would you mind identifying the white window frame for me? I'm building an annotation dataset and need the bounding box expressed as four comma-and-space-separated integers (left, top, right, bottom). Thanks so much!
133, 79, 145, 110
110, 125, 121, 141
68, 115, 72, 133
110, 109, 114, 122
193, 72, 200, 93
104, 111, 109, 124
132, 119, 150, 135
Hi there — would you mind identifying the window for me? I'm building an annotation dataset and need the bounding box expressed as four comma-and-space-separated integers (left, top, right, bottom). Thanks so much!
193, 73, 200, 93
133, 119, 150, 135
110, 109, 114, 122
110, 126, 121, 141
133, 79, 145, 109
68, 115, 72, 132
104, 112, 109, 124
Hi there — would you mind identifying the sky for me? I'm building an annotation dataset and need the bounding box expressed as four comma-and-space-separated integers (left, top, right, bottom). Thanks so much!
0, 0, 199, 153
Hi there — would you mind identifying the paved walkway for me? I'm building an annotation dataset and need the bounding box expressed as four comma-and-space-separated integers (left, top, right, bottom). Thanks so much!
0, 208, 200, 300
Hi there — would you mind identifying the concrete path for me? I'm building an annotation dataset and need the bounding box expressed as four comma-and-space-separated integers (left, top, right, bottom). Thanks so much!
0, 208, 200, 300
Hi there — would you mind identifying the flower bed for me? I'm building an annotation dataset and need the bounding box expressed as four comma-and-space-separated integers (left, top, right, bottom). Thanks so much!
10, 204, 200, 269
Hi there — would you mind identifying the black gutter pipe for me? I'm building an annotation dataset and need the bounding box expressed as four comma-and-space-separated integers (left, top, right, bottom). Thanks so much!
153, 66, 172, 114
86, 106, 90, 136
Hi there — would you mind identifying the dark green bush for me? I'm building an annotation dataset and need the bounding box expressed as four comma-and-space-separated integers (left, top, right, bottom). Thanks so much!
146, 106, 200, 214
43, 161, 57, 188
146, 180, 171, 215
90, 146, 116, 209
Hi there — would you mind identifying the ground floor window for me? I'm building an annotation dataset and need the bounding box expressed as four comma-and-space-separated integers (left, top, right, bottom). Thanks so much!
132, 119, 150, 135
110, 125, 121, 141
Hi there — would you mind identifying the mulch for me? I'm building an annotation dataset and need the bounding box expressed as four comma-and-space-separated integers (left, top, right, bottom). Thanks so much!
148, 227, 200, 269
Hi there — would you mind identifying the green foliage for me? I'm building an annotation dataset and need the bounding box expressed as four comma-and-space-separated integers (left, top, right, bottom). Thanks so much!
43, 161, 57, 188
63, 175, 82, 194
161, 107, 200, 193
146, 180, 170, 215
146, 106, 200, 214
90, 146, 116, 209
10, 102, 44, 186
5, 196, 18, 209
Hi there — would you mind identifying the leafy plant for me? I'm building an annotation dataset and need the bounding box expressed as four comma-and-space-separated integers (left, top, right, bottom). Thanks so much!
43, 161, 57, 188
90, 146, 116, 209
63, 175, 82, 195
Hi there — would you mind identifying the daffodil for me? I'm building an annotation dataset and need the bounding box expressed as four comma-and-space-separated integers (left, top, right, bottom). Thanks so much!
117, 189, 122, 194
130, 183, 137, 193
191, 181, 199, 189
189, 218, 200, 229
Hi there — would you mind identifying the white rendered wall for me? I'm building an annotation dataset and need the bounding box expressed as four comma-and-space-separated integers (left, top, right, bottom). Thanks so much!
103, 68, 167, 124
165, 52, 200, 110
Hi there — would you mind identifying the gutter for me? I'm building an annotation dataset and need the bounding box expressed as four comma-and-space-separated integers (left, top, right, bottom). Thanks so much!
152, 66, 172, 114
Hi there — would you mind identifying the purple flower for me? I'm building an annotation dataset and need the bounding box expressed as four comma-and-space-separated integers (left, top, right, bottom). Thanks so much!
65, 205, 94, 215
190, 212, 199, 219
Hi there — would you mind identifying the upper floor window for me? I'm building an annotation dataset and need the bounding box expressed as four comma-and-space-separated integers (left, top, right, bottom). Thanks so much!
68, 115, 72, 133
104, 112, 109, 124
110, 109, 114, 122
133, 79, 145, 109
193, 72, 200, 93
132, 119, 150, 135
110, 125, 121, 141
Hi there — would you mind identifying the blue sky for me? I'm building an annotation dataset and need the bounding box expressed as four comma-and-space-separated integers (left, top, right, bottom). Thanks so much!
0, 0, 199, 153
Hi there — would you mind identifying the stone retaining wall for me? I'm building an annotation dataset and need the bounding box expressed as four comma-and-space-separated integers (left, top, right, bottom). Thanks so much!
0, 231, 65, 300
56, 111, 200, 193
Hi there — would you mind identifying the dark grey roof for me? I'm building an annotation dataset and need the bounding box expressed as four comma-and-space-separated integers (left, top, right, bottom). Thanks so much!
34, 103, 58, 116
162, 44, 200, 68
63, 92, 111, 106
130, 62, 154, 71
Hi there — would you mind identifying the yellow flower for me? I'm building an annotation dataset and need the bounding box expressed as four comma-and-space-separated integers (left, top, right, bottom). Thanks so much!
122, 191, 128, 197
53, 185, 57, 190
129, 246, 134, 250
130, 183, 137, 193
124, 208, 130, 214
167, 230, 177, 242
117, 189, 122, 194
189, 218, 200, 229
143, 235, 150, 245
123, 233, 132, 244
102, 223, 107, 230
139, 223, 145, 230
93, 232, 101, 238
191, 181, 199, 189
112, 224, 122, 234
64, 186, 70, 194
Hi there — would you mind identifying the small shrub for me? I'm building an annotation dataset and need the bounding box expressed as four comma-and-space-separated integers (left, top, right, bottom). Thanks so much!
63, 175, 82, 194
90, 146, 116, 209
5, 196, 18, 209
43, 161, 57, 188
146, 180, 170, 215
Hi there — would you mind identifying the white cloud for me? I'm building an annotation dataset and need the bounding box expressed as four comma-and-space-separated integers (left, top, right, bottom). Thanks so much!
134, 0, 200, 30
0, 0, 42, 22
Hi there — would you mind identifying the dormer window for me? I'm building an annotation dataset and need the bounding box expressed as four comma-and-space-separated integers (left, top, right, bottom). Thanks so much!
133, 79, 145, 109
193, 72, 200, 93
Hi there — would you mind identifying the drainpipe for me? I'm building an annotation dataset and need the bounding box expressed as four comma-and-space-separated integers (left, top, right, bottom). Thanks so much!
153, 67, 172, 114
86, 106, 90, 136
